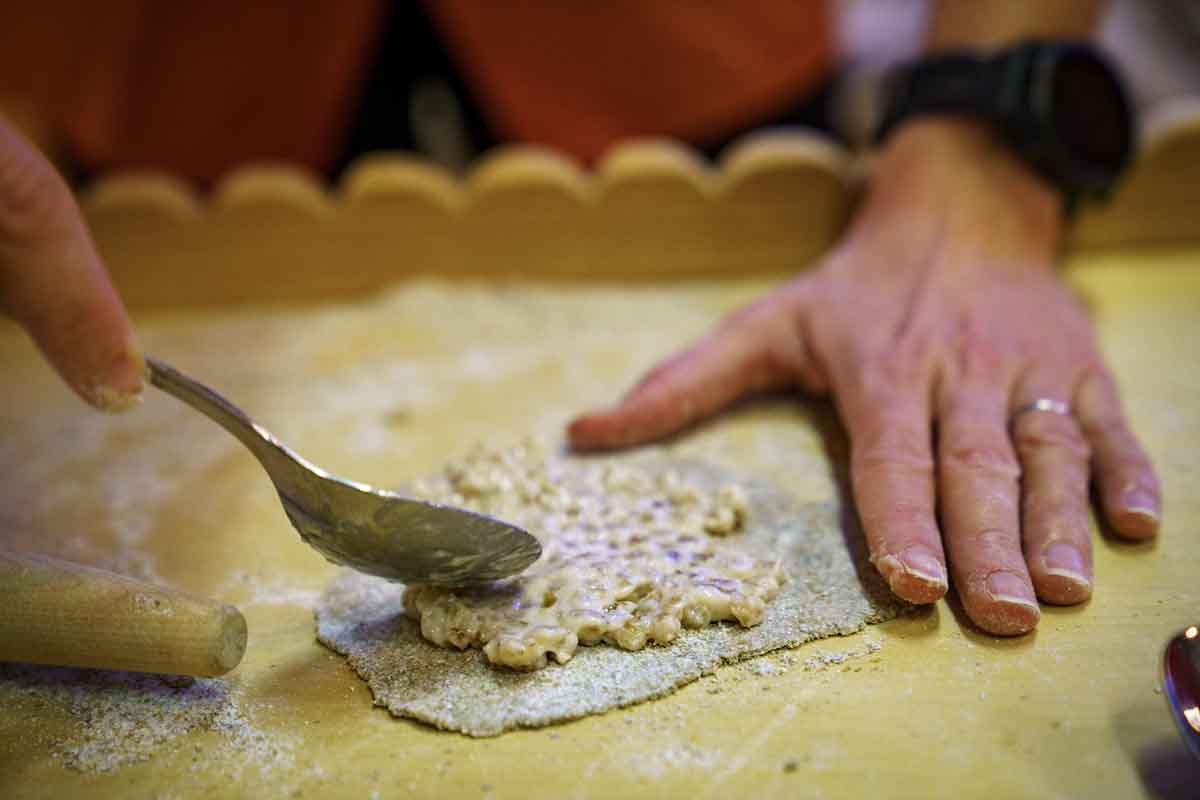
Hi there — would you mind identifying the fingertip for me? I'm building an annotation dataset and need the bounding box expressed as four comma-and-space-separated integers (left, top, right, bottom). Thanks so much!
1110, 509, 1160, 540
1030, 542, 1093, 606
1075, 371, 1161, 541
962, 571, 1041, 636
566, 405, 653, 451
567, 382, 700, 450
873, 547, 948, 604
1033, 571, 1092, 606
1104, 485, 1161, 540
966, 598, 1041, 636
74, 335, 147, 413
90, 384, 144, 413
565, 412, 610, 451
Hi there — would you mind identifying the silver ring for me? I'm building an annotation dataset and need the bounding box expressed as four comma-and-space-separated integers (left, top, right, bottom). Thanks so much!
1010, 397, 1072, 425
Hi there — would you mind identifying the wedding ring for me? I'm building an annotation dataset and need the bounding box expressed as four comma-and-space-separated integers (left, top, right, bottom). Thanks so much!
1009, 397, 1071, 426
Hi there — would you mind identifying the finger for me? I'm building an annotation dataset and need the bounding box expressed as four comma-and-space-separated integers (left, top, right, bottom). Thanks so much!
839, 375, 947, 605
0, 118, 143, 410
1009, 379, 1094, 606
1075, 369, 1161, 539
568, 295, 818, 450
938, 382, 1039, 636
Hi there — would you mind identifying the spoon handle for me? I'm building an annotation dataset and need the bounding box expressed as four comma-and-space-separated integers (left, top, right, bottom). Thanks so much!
145, 357, 312, 498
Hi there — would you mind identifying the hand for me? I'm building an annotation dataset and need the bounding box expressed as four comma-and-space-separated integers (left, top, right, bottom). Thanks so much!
569, 117, 1161, 636
0, 116, 143, 409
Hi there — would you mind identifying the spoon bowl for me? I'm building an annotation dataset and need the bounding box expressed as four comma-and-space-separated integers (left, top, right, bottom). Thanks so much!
147, 357, 541, 585
1163, 625, 1200, 761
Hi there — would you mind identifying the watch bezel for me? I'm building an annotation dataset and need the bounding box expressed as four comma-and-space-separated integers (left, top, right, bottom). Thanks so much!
997, 41, 1135, 201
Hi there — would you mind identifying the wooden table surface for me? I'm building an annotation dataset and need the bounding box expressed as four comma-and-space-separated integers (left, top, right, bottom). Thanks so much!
0, 243, 1197, 799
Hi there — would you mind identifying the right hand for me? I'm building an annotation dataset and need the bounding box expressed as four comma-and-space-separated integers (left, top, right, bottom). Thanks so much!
0, 116, 144, 410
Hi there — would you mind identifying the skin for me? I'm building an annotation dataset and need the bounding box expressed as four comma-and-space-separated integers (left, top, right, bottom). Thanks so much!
569, 117, 1161, 636
0, 117, 144, 410
927, 0, 1102, 49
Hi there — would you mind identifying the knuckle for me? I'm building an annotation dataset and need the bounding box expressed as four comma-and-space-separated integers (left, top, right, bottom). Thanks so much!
891, 326, 941, 372
846, 350, 912, 396
852, 418, 934, 475
854, 441, 934, 474
860, 501, 936, 536
961, 340, 1006, 378
940, 439, 1020, 478
1025, 492, 1088, 531
1079, 409, 1127, 441
1088, 422, 1152, 469
961, 526, 1021, 553
1110, 458, 1158, 490
1012, 414, 1091, 459
954, 311, 1018, 369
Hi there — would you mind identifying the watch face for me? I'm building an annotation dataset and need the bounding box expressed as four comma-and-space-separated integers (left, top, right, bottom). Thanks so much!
1051, 50, 1133, 173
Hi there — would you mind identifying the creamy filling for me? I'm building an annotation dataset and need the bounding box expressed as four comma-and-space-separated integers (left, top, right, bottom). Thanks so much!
403, 441, 785, 671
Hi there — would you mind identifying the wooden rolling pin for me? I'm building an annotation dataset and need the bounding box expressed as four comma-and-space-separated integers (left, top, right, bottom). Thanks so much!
0, 548, 247, 677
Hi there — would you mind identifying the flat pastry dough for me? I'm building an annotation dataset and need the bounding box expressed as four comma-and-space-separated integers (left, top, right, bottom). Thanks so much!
315, 449, 902, 736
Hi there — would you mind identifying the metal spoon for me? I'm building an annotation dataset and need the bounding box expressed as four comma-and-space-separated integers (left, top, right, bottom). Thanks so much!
1162, 625, 1200, 760
146, 357, 541, 585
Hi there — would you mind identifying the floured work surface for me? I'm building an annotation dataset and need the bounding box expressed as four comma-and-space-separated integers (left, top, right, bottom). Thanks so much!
0, 257, 1197, 798
0, 665, 293, 776
317, 447, 902, 736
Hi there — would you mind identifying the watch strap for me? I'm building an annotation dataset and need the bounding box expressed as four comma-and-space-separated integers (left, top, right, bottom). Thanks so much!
875, 51, 1000, 145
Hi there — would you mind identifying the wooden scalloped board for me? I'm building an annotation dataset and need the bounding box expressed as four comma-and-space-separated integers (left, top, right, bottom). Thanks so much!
81, 107, 1200, 310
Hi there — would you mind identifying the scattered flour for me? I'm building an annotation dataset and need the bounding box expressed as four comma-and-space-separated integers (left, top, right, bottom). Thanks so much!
801, 640, 883, 672
0, 664, 294, 776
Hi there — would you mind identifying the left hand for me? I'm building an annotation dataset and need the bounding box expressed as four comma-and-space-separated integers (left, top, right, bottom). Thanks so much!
568, 117, 1161, 636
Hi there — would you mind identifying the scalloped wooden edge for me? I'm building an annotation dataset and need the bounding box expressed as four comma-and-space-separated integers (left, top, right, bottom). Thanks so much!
79, 118, 1200, 309
80, 172, 200, 222
339, 152, 462, 210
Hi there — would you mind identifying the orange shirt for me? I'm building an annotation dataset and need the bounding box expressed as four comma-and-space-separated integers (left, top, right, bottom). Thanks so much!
0, 0, 388, 185
425, 2, 833, 162
0, 1, 832, 183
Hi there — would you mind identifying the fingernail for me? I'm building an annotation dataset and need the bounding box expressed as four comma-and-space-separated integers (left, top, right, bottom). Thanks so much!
1121, 485, 1160, 522
901, 546, 947, 588
84, 339, 146, 413
91, 383, 144, 413
872, 547, 947, 603
1042, 543, 1090, 587
986, 571, 1038, 609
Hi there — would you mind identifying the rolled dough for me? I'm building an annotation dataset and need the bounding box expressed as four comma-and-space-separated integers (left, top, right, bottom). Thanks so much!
315, 453, 904, 736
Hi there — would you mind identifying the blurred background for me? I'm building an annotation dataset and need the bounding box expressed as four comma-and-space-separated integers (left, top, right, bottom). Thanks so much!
2, 0, 1198, 189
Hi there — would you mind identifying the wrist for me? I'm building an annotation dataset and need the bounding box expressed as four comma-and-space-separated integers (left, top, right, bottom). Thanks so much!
880, 114, 1060, 208
848, 115, 1065, 270
882, 114, 1000, 160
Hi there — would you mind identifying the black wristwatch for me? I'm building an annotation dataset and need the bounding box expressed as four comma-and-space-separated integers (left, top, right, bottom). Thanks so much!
875, 40, 1135, 206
